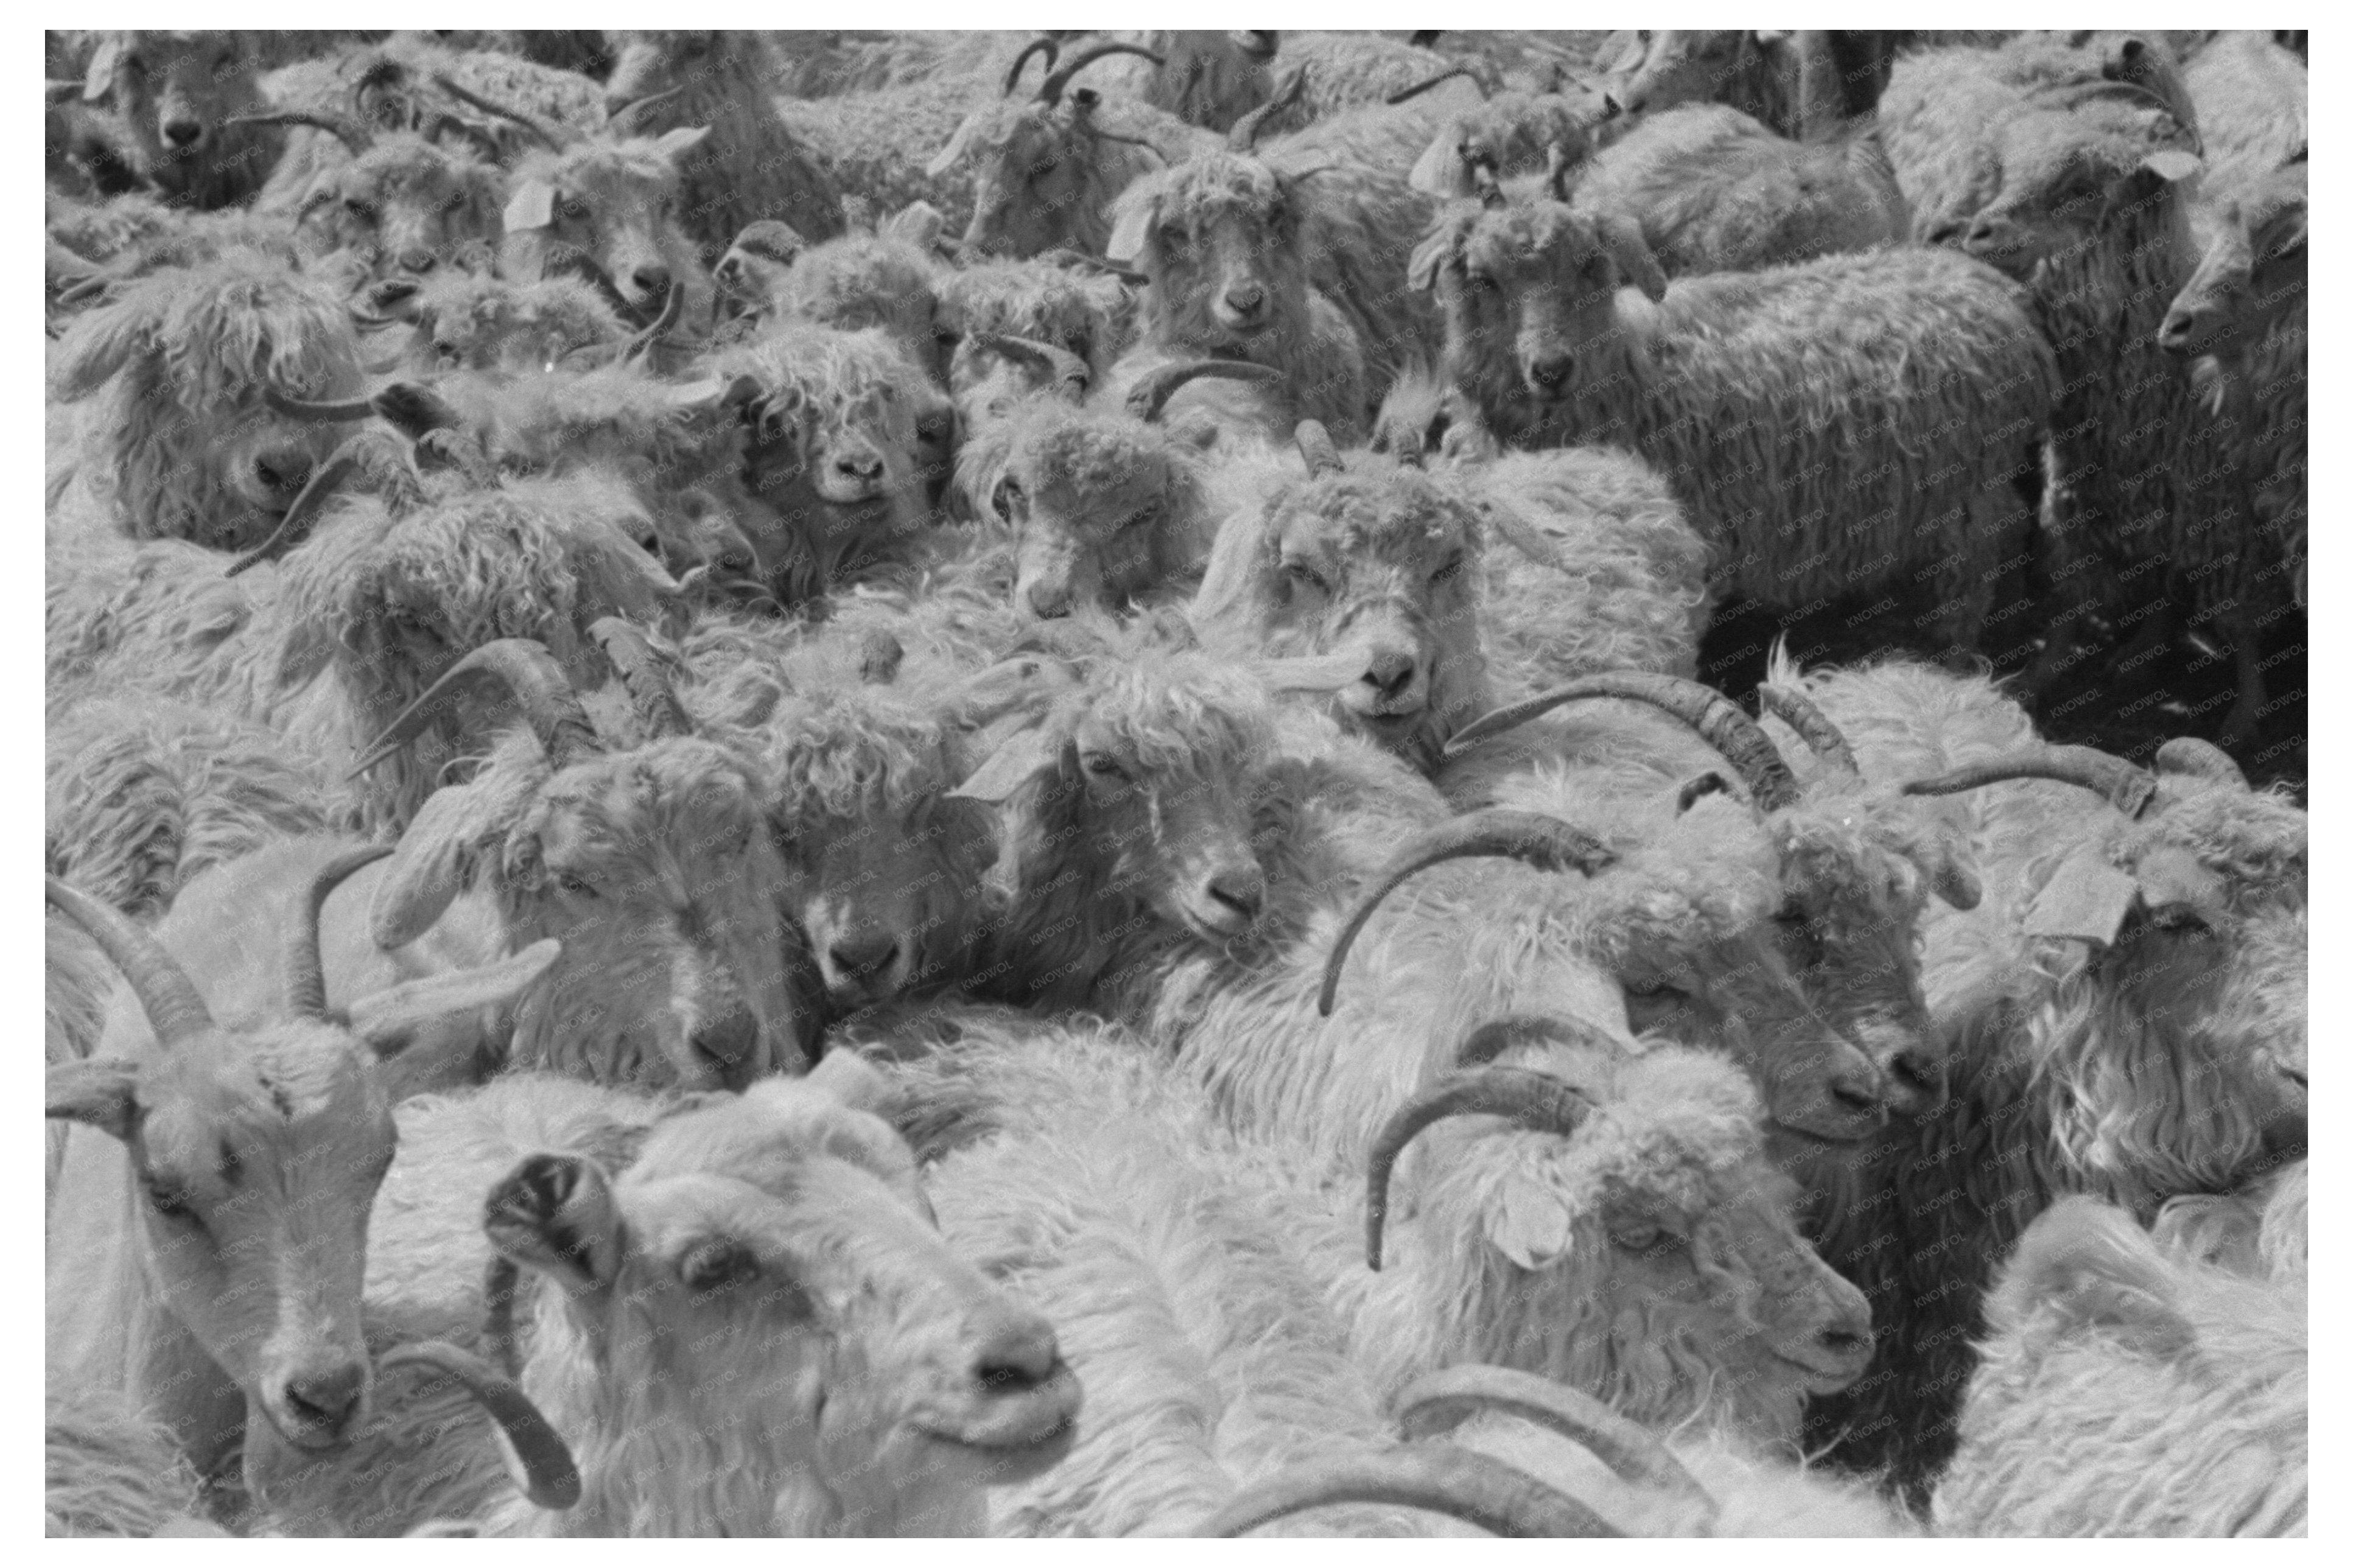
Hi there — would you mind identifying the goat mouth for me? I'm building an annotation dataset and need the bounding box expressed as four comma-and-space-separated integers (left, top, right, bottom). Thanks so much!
914, 1367, 1083, 1480
1179, 898, 1258, 942
1769, 1342, 1873, 1393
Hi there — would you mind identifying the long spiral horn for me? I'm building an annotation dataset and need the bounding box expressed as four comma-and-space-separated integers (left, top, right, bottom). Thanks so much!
1900, 744, 2158, 819
350, 639, 603, 780
1755, 682, 1859, 777
1444, 672, 1801, 811
1230, 65, 1308, 150
1004, 37, 1061, 97
1366, 1066, 1596, 1269
44, 878, 216, 1050
1126, 358, 1283, 421
969, 332, 1093, 401
1388, 64, 1476, 105
588, 617, 693, 741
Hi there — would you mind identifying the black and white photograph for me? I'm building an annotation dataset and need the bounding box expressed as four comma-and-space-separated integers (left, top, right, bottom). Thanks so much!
37, 15, 2312, 1539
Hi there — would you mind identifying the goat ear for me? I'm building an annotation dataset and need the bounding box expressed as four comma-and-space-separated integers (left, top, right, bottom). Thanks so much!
1485, 1171, 1578, 1271
1408, 133, 1461, 197
2020, 846, 2137, 947
345, 940, 562, 1059
948, 723, 1064, 804
82, 38, 121, 103
805, 1047, 891, 1111
503, 180, 556, 233
47, 1059, 139, 1141
485, 1152, 623, 1296
370, 779, 493, 950
1105, 190, 1160, 267
651, 124, 712, 164
1597, 214, 1667, 301
1993, 1197, 2193, 1359
1406, 225, 1454, 293
2141, 147, 2203, 184
51, 290, 160, 401
925, 113, 982, 179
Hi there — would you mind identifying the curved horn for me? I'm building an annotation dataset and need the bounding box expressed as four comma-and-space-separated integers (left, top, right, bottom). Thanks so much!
605, 80, 690, 131
44, 878, 216, 1050
350, 639, 603, 780
2154, 737, 2249, 791
375, 1341, 581, 1510
430, 72, 571, 152
1388, 64, 1475, 105
1039, 42, 1166, 107
266, 387, 378, 423
1319, 810, 1617, 1017
623, 280, 687, 363
1900, 745, 2158, 819
588, 617, 692, 741
1125, 358, 1283, 421
56, 273, 118, 307
1544, 141, 1578, 202
1366, 1067, 1596, 1270
1755, 683, 1859, 778
1294, 418, 1345, 476
1445, 672, 1801, 811
287, 845, 398, 1020
1395, 1365, 1717, 1530
1456, 1013, 1620, 1068
226, 449, 363, 578
1042, 247, 1150, 285
227, 110, 372, 156
1230, 66, 1309, 151
1199, 1444, 1620, 1538
1004, 37, 1061, 97
970, 332, 1092, 399
482, 1255, 523, 1377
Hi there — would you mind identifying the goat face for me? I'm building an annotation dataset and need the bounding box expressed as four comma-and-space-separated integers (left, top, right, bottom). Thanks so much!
486, 1068, 1079, 1534
1418, 204, 1650, 411
1129, 158, 1308, 347
959, 106, 1095, 261
732, 340, 928, 579
1936, 104, 2201, 282
2159, 173, 2307, 359
995, 416, 1190, 620
296, 137, 505, 284
500, 132, 713, 328
502, 741, 803, 1090
91, 30, 275, 201
1072, 717, 1268, 943
1608, 30, 1754, 117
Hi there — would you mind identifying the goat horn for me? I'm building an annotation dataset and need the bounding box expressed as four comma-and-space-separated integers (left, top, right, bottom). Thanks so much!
1232, 31, 1281, 61
623, 280, 687, 363
56, 273, 117, 306
266, 388, 377, 422
1445, 673, 1801, 811
1755, 683, 1859, 777
351, 639, 603, 780
44, 878, 216, 1050
227, 449, 363, 577
228, 110, 372, 156
589, 617, 693, 741
1230, 66, 1308, 151
1319, 810, 1616, 1017
1198, 1443, 1619, 1537
287, 845, 397, 1019
1395, 1365, 1717, 1530
1545, 141, 1578, 202
1044, 247, 1149, 285
1366, 1067, 1595, 1270
430, 72, 571, 152
605, 80, 690, 131
1004, 37, 1061, 97
423, 111, 505, 164
2154, 737, 2249, 790
1039, 42, 1165, 107
482, 1255, 524, 1377
376, 1340, 581, 1510
970, 332, 1092, 399
1388, 64, 1475, 105
371, 382, 464, 442
1294, 418, 1345, 475
1126, 359, 1283, 421
1901, 744, 2158, 819
1455, 1013, 1619, 1067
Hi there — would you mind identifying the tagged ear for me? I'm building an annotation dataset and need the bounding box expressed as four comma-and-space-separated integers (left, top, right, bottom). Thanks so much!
503, 180, 556, 233
1104, 191, 1160, 266
484, 1152, 623, 1296
1597, 213, 1667, 301
652, 124, 712, 163
947, 722, 1065, 803
805, 1046, 891, 1110
1485, 1171, 1577, 1270
83, 38, 122, 103
346, 939, 562, 1059
1408, 133, 1462, 197
924, 113, 981, 179
1406, 225, 1454, 293
371, 780, 491, 950
2141, 147, 2203, 184
47, 1058, 139, 1140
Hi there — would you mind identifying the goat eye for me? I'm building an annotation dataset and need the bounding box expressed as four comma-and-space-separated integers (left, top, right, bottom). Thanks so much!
1282, 560, 1329, 593
345, 198, 378, 222
1429, 552, 1466, 586
1609, 1222, 1664, 1253
144, 1178, 197, 1222
2144, 903, 2212, 936
556, 872, 599, 899
1082, 752, 1128, 781
678, 1238, 759, 1292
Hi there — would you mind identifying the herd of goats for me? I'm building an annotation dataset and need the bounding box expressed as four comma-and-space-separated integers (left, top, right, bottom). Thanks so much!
43, 27, 2306, 1538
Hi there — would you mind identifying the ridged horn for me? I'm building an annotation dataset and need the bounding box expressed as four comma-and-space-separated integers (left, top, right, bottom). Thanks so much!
227, 110, 372, 156
1456, 1013, 1619, 1067
604, 80, 690, 131
1230, 66, 1308, 150
1294, 418, 1345, 476
1366, 1068, 1595, 1270
44, 878, 216, 1050
1388, 64, 1475, 105
1004, 37, 1061, 97
482, 1255, 523, 1377
375, 1340, 581, 1510
1039, 42, 1165, 107
1900, 745, 2158, 819
265, 387, 377, 423
1444, 672, 1801, 811
287, 845, 397, 1020
430, 72, 572, 152
1319, 810, 1616, 1017
1126, 358, 1282, 421
970, 332, 1092, 399
227, 449, 363, 578
1395, 1365, 1717, 1530
1755, 682, 1859, 777
2154, 737, 2249, 791
589, 617, 692, 741
1198, 1444, 1620, 1537
350, 639, 603, 780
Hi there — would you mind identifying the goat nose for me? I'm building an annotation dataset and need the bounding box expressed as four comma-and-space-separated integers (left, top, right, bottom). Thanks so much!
690, 1010, 760, 1085
1817, 1320, 1873, 1361
1223, 282, 1264, 315
282, 1361, 366, 1435
398, 248, 438, 275
829, 933, 901, 978
1924, 219, 1966, 246
1207, 867, 1266, 925
633, 264, 673, 298
1361, 649, 1418, 699
1525, 351, 1573, 387
1828, 1063, 1884, 1118
254, 450, 314, 495
1025, 578, 1073, 618
1888, 1044, 1946, 1109
163, 119, 203, 149
835, 453, 885, 481
967, 1307, 1061, 1394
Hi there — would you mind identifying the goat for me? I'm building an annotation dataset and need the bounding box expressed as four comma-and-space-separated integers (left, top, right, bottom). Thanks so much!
45, 1385, 219, 1537
245, 110, 508, 285
1607, 30, 1900, 137
771, 231, 952, 384
77, 30, 286, 208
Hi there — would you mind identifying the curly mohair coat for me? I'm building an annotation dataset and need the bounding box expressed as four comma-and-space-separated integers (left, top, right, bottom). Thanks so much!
383, 273, 630, 374
256, 130, 508, 284
932, 80, 1212, 261
1930, 1196, 2306, 1536
2181, 31, 2304, 204
776, 82, 991, 235
1765, 656, 2307, 1498
1415, 200, 2054, 650
48, 248, 368, 553
601, 32, 845, 258
497, 129, 715, 328
774, 232, 949, 383
77, 30, 287, 209
45, 1387, 211, 1538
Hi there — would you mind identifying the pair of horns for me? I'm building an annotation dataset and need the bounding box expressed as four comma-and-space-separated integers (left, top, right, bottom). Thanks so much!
1203, 1365, 1717, 1537
1446, 671, 1803, 811
1006, 38, 1167, 107
431, 73, 574, 153
44, 846, 391, 1051
351, 640, 597, 780
1126, 358, 1285, 421
1230, 66, 1308, 151
969, 332, 1091, 401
